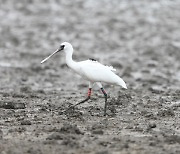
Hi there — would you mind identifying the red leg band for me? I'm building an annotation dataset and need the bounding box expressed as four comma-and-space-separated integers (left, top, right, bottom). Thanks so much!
88, 88, 92, 97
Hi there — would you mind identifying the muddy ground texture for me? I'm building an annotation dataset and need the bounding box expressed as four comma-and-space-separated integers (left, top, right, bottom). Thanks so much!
0, 0, 180, 154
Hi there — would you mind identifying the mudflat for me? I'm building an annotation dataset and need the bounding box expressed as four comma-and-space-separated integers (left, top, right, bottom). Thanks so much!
0, 1, 180, 154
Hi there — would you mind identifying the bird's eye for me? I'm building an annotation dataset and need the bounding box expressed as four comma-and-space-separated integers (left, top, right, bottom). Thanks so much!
60, 45, 65, 50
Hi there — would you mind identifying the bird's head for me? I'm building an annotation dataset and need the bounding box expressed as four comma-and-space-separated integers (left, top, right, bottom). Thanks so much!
41, 42, 73, 64
60, 42, 73, 54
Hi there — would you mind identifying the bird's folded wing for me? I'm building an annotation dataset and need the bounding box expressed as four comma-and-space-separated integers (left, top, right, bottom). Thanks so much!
105, 65, 116, 72
85, 60, 116, 72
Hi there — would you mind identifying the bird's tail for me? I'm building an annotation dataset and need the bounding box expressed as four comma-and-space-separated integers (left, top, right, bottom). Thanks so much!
118, 77, 127, 89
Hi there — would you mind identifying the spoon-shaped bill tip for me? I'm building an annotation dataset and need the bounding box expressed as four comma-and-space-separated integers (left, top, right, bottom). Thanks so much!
41, 57, 48, 64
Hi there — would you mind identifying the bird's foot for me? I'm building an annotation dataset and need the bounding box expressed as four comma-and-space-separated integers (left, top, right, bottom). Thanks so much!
62, 96, 91, 114
64, 105, 75, 113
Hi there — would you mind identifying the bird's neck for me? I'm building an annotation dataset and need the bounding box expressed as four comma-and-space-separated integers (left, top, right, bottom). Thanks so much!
65, 51, 77, 70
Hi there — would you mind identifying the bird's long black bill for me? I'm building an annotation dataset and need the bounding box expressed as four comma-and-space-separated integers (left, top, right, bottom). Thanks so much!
41, 45, 65, 64
41, 49, 59, 64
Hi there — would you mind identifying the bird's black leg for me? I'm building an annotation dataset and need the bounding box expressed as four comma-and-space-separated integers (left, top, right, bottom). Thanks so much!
101, 88, 108, 116
66, 88, 92, 111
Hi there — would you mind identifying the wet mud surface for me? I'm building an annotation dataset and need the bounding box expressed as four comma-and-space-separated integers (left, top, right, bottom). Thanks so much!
0, 0, 180, 154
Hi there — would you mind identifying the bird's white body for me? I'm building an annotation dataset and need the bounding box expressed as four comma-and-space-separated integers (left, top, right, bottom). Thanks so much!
62, 42, 127, 89
69, 60, 126, 88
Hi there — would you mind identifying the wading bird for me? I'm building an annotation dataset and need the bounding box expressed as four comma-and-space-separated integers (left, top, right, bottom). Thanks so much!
41, 42, 127, 116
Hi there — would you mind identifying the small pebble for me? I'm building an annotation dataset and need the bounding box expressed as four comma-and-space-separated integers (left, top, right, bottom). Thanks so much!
148, 122, 156, 129
21, 120, 32, 125
0, 129, 3, 139
92, 129, 104, 135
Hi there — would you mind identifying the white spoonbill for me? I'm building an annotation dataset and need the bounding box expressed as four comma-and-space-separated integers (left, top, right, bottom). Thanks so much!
41, 42, 127, 116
